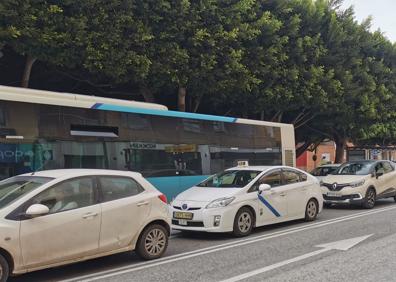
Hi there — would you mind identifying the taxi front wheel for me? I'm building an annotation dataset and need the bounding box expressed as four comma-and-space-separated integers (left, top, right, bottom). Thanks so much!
233, 207, 254, 237
0, 254, 9, 282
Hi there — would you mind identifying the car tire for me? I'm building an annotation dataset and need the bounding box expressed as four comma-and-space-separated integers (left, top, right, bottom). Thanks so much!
363, 188, 376, 209
136, 224, 169, 260
233, 207, 254, 237
304, 199, 319, 221
0, 254, 9, 282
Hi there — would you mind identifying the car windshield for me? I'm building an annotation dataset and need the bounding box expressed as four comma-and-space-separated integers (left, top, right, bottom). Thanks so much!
0, 176, 54, 209
197, 170, 261, 188
311, 166, 338, 176
332, 162, 373, 175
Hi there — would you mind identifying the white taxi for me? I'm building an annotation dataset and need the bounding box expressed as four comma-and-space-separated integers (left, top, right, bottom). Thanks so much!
171, 166, 323, 236
0, 169, 170, 281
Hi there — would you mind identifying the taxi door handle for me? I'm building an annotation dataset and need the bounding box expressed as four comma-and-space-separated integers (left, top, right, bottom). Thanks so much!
137, 201, 149, 207
279, 192, 287, 197
82, 212, 98, 219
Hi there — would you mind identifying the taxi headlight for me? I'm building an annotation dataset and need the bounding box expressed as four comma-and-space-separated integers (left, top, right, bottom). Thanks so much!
206, 197, 235, 209
350, 180, 365, 188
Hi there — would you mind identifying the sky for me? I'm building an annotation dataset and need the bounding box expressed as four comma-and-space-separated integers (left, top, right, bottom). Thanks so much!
341, 0, 396, 42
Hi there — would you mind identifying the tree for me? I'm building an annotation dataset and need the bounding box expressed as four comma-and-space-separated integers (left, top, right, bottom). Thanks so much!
0, 0, 87, 87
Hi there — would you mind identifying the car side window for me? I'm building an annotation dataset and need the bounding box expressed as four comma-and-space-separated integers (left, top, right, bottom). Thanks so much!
255, 170, 283, 190
99, 176, 144, 202
31, 177, 96, 214
382, 162, 394, 173
283, 170, 301, 184
375, 163, 385, 174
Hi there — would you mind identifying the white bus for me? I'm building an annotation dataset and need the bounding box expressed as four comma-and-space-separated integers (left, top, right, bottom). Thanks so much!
0, 85, 295, 199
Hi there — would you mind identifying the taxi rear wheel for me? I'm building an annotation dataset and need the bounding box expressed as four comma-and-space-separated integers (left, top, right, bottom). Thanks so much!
0, 254, 9, 282
304, 199, 318, 221
136, 224, 169, 260
233, 207, 254, 237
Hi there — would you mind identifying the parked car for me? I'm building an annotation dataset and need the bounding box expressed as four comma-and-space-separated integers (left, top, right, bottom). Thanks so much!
310, 164, 341, 180
0, 169, 170, 281
171, 165, 323, 237
321, 160, 396, 208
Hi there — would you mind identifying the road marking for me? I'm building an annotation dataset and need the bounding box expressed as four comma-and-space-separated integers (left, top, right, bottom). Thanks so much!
220, 234, 373, 282
59, 205, 396, 282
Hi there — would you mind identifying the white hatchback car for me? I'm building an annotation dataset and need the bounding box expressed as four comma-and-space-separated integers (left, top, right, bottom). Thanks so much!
171, 166, 323, 237
0, 169, 170, 281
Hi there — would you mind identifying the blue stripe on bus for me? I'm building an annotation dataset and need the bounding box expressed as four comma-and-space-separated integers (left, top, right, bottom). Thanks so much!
258, 194, 281, 217
91, 103, 103, 109
146, 175, 209, 201
95, 104, 237, 123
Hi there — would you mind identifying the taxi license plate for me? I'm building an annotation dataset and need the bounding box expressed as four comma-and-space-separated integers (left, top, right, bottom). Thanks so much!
173, 211, 193, 220
327, 191, 342, 197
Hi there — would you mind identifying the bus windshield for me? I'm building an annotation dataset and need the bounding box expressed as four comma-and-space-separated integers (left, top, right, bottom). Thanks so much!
197, 170, 261, 188
0, 176, 54, 209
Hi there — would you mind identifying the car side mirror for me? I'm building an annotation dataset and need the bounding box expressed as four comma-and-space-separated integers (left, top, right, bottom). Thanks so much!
25, 204, 49, 217
258, 184, 271, 193
376, 171, 384, 178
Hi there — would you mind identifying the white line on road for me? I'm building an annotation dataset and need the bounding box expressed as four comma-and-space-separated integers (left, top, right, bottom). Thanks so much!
59, 205, 396, 282
220, 234, 373, 282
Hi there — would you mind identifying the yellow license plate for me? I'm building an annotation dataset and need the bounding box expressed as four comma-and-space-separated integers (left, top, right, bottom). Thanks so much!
173, 211, 193, 220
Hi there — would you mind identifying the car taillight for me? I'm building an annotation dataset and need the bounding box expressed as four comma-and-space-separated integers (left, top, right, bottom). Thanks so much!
158, 194, 167, 204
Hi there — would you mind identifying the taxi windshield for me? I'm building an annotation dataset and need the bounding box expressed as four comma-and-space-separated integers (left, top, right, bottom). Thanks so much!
332, 162, 373, 175
197, 170, 260, 188
0, 176, 53, 209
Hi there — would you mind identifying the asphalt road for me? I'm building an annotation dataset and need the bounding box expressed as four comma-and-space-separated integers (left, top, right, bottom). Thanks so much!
10, 199, 396, 282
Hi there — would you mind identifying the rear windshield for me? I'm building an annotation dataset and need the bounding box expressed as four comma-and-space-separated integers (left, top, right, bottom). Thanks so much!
0, 176, 54, 209
311, 166, 339, 176
197, 170, 261, 188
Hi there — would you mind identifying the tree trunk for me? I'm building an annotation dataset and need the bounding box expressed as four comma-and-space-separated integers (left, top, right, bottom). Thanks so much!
141, 86, 155, 103
178, 87, 186, 112
296, 141, 312, 159
21, 56, 37, 88
334, 136, 346, 163
192, 95, 203, 113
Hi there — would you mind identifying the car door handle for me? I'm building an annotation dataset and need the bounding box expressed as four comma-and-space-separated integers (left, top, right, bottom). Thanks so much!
137, 201, 149, 207
82, 212, 98, 219
279, 192, 287, 197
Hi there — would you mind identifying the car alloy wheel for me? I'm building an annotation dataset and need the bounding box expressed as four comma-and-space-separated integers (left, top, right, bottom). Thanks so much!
233, 207, 254, 237
238, 212, 252, 233
365, 189, 376, 209
144, 228, 167, 256
305, 199, 318, 221
0, 254, 9, 282
136, 224, 169, 260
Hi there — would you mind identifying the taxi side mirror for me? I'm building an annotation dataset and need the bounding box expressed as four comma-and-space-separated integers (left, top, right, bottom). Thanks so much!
258, 184, 271, 193
376, 171, 384, 178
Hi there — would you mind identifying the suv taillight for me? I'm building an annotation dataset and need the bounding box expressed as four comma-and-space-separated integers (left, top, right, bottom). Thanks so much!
158, 194, 167, 204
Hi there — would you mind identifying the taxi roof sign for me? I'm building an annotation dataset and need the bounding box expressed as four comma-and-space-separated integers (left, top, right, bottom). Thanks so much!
237, 161, 249, 167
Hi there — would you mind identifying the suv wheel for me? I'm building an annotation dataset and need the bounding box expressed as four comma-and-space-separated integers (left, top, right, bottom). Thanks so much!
363, 188, 376, 209
233, 207, 254, 237
305, 199, 319, 221
136, 224, 168, 260
0, 254, 9, 282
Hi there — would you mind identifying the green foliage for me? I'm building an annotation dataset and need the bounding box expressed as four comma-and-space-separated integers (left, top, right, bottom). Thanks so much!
1, 0, 396, 149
